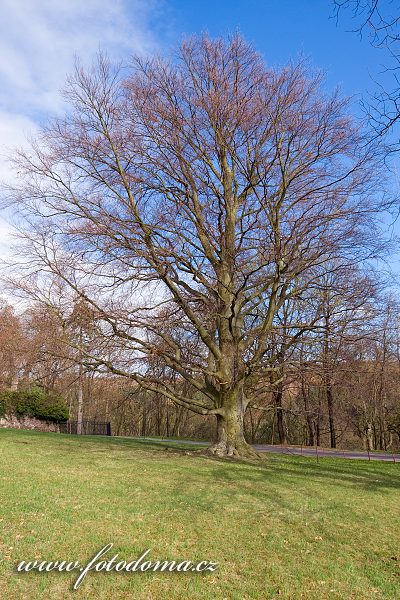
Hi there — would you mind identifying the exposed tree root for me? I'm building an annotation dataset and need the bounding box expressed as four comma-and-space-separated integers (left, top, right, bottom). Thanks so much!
206, 440, 262, 459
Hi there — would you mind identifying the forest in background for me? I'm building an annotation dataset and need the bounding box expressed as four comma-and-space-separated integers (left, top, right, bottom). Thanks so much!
1, 287, 399, 451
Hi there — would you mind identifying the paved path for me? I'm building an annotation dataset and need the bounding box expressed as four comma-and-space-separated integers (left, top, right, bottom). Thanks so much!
253, 444, 399, 462
139, 437, 399, 462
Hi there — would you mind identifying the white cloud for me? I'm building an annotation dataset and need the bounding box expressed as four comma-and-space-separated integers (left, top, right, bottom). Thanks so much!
0, 111, 39, 183
0, 0, 161, 114
0, 112, 39, 264
0, 215, 15, 260
0, 0, 165, 262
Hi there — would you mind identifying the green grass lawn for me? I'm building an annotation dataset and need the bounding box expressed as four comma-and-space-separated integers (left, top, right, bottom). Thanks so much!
0, 429, 399, 600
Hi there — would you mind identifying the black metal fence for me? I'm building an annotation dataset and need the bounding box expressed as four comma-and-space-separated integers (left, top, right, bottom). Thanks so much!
59, 420, 112, 436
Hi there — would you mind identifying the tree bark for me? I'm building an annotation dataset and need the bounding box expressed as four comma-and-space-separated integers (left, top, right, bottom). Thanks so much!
315, 395, 322, 447
304, 394, 314, 446
208, 390, 259, 458
141, 396, 147, 437
76, 328, 84, 435
364, 422, 374, 451
326, 379, 336, 448
274, 384, 286, 445
77, 376, 83, 435
300, 352, 314, 446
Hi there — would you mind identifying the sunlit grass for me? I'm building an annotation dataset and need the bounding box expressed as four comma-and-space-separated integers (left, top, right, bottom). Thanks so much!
0, 429, 399, 599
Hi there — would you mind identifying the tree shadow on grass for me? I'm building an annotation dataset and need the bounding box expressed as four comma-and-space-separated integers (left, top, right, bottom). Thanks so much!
195, 452, 400, 494
160, 453, 400, 527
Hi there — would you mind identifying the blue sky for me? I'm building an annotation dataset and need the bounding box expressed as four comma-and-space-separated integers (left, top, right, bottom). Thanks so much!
0, 0, 396, 259
166, 0, 382, 100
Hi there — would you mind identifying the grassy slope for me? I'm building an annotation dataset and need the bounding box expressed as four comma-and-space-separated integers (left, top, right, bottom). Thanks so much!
0, 429, 399, 600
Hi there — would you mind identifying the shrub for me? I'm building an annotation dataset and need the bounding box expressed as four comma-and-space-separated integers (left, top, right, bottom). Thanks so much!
0, 387, 69, 422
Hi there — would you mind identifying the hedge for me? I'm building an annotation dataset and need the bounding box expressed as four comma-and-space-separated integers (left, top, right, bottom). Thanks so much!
0, 387, 69, 422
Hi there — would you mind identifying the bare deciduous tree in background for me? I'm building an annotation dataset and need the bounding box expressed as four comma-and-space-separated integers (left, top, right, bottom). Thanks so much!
6, 34, 388, 457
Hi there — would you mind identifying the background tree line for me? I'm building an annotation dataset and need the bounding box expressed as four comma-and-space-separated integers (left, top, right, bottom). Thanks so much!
1, 266, 400, 451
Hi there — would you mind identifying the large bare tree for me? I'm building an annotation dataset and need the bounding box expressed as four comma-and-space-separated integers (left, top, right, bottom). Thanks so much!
6, 34, 388, 457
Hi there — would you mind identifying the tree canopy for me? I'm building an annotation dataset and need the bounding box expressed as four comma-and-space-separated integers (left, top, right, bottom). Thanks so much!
6, 34, 390, 456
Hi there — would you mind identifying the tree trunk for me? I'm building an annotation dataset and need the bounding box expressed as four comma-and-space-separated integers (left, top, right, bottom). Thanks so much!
300, 355, 314, 445
248, 407, 255, 444
76, 329, 84, 435
141, 397, 147, 437
10, 373, 19, 391
326, 380, 336, 448
166, 400, 170, 438
315, 396, 322, 447
274, 384, 286, 445
208, 389, 259, 458
364, 422, 374, 451
77, 377, 83, 435
156, 400, 161, 436
303, 391, 314, 446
